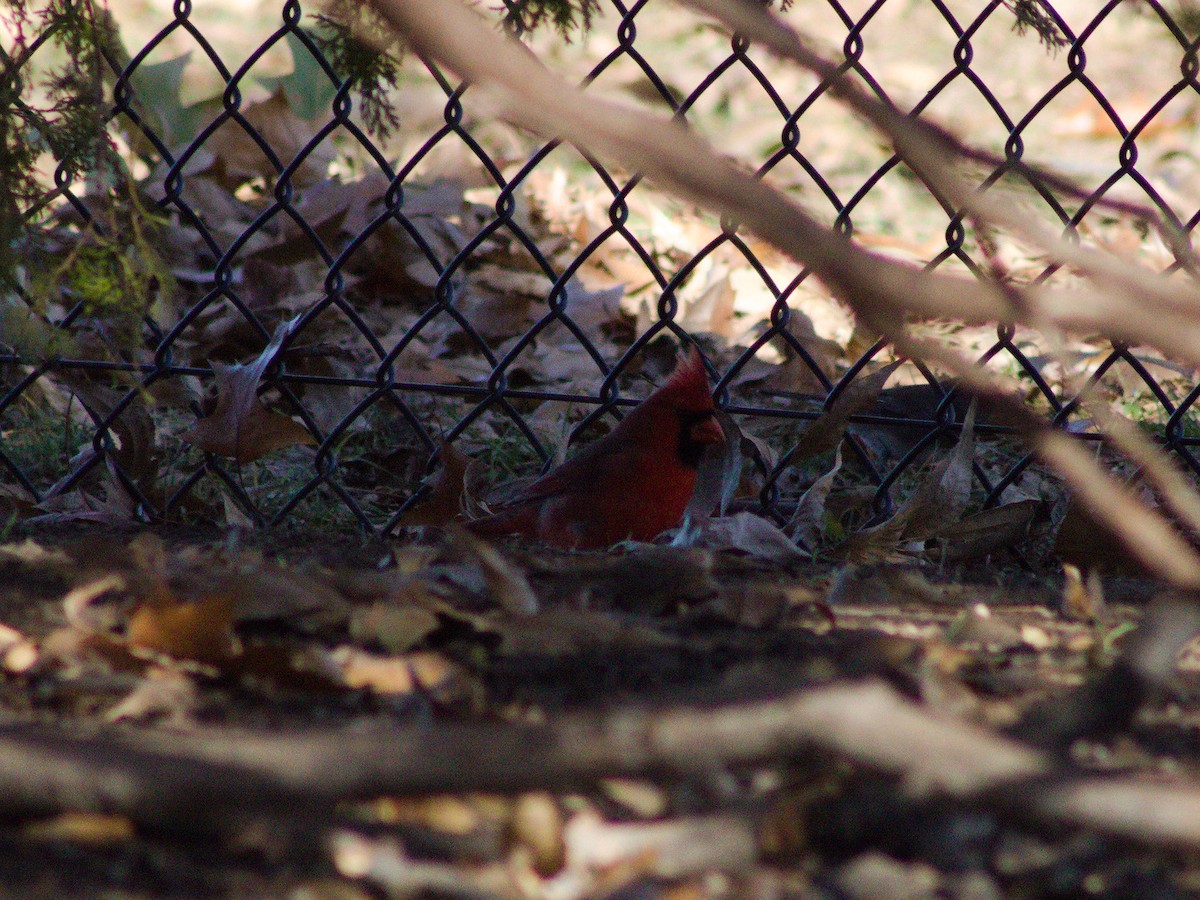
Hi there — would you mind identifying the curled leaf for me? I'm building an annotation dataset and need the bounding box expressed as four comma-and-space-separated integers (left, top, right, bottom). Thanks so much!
182, 315, 315, 463
786, 359, 904, 463
789, 444, 843, 551
397, 442, 472, 527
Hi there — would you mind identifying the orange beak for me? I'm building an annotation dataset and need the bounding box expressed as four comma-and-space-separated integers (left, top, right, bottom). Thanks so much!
689, 414, 725, 446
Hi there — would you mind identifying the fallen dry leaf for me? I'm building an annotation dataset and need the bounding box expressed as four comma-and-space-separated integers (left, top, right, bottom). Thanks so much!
126, 591, 239, 667
105, 665, 199, 724
22, 812, 135, 846
783, 359, 904, 464
350, 602, 442, 654
897, 399, 977, 543
685, 410, 743, 520
789, 444, 843, 550
396, 442, 471, 527
449, 526, 539, 616
1062, 562, 1105, 622
673, 511, 806, 563
923, 499, 1040, 563
843, 401, 977, 562
182, 315, 316, 463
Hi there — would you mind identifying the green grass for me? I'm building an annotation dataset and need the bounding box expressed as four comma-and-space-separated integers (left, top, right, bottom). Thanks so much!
0, 395, 91, 492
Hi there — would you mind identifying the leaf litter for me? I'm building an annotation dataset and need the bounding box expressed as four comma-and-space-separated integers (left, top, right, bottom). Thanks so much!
1, 508, 1198, 897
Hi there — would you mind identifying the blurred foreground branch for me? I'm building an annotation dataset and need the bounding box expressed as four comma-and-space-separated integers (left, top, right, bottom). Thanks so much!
3, 680, 1200, 847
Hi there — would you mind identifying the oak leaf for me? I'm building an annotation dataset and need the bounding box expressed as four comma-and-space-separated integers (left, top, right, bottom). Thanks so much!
183, 316, 315, 463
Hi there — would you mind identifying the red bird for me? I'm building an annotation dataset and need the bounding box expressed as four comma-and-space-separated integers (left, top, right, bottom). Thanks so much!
468, 348, 725, 549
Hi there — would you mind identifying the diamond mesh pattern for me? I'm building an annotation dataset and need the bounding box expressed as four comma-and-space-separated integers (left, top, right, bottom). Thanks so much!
2, 0, 1199, 534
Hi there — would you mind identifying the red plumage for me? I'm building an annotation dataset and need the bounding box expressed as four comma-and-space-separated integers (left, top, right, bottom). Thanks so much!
467, 348, 724, 549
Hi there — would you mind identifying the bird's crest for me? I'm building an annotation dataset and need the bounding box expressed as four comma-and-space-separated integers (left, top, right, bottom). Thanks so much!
662, 346, 714, 408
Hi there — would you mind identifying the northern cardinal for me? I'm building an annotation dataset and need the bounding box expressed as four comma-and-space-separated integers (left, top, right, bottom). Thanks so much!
467, 348, 725, 549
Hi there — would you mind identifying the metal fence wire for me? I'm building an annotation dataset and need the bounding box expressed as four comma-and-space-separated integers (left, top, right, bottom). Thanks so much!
2, 0, 1200, 537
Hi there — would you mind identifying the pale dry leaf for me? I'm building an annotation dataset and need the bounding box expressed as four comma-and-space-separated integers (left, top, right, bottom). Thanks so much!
0, 622, 35, 673
1061, 562, 1105, 622
350, 602, 442, 654
681, 266, 737, 338
331, 646, 418, 695
407, 651, 481, 707
22, 812, 135, 847
563, 809, 757, 880
331, 831, 512, 896
790, 443, 843, 550
485, 607, 679, 657
758, 309, 842, 394
674, 511, 806, 563
561, 279, 625, 333
511, 793, 566, 877
62, 574, 128, 630
686, 409, 742, 520
0, 539, 71, 567
105, 666, 199, 724
222, 565, 350, 630
220, 491, 256, 529
899, 399, 977, 542
449, 526, 539, 616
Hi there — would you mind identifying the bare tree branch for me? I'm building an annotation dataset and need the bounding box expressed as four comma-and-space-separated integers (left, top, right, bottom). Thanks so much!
4, 681, 1200, 847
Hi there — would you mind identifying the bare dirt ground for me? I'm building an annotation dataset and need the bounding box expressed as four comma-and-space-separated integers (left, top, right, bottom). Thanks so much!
0, 521, 1196, 898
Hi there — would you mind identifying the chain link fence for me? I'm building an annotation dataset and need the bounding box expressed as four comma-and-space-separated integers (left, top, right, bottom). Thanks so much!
2, 0, 1199, 536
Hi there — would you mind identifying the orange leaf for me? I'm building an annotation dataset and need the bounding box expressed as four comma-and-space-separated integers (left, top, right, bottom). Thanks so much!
126, 592, 239, 667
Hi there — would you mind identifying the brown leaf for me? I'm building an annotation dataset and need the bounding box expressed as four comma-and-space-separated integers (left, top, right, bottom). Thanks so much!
396, 442, 471, 527
182, 315, 315, 463
840, 506, 913, 565
331, 647, 476, 705
924, 499, 1040, 563
787, 359, 904, 463
126, 591, 239, 667
759, 310, 842, 394
898, 399, 976, 542
843, 401, 977, 563
789, 444, 843, 550
1062, 562, 1105, 622
205, 90, 334, 188
23, 812, 135, 846
60, 378, 162, 507
210, 558, 351, 630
